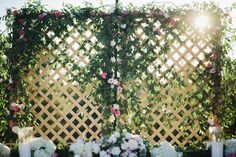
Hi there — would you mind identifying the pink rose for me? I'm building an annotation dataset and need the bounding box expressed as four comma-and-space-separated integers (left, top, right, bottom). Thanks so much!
111, 106, 121, 116
210, 53, 218, 61
12, 105, 20, 112
169, 19, 177, 27
123, 10, 129, 16
19, 30, 25, 36
101, 72, 107, 79
205, 63, 212, 70
23, 37, 28, 42
117, 16, 123, 21
154, 27, 161, 34
12, 10, 18, 17
18, 18, 25, 25
53, 11, 62, 17
38, 13, 45, 20
9, 120, 15, 128
117, 86, 123, 93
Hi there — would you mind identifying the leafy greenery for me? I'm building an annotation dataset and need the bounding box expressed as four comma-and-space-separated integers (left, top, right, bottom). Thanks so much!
0, 0, 235, 145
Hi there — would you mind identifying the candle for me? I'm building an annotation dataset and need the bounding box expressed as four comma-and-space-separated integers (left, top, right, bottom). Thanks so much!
212, 141, 223, 157
19, 142, 31, 157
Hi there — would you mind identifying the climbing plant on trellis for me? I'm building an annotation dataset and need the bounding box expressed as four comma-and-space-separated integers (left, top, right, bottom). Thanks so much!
0, 1, 231, 146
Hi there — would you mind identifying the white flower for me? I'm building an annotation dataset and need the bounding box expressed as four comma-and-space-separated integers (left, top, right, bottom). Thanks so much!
108, 135, 117, 143
110, 40, 116, 47
113, 132, 120, 138
113, 79, 119, 86
0, 143, 11, 156
100, 150, 111, 157
116, 45, 122, 51
124, 133, 133, 139
117, 86, 123, 93
117, 57, 122, 64
30, 138, 55, 157
111, 57, 116, 63
113, 104, 119, 110
151, 141, 177, 157
0, 78, 2, 83
121, 24, 127, 29
129, 139, 139, 150
111, 147, 121, 155
108, 78, 114, 84
9, 78, 13, 84
109, 115, 115, 122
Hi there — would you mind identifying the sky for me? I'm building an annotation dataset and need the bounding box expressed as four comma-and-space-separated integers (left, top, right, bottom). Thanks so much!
0, 0, 235, 58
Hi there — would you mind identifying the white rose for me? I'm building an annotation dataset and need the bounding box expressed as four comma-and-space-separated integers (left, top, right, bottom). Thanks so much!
128, 139, 139, 150
110, 40, 116, 47
99, 150, 111, 157
109, 115, 115, 122
111, 57, 116, 63
111, 147, 121, 155
108, 135, 117, 144
121, 24, 127, 29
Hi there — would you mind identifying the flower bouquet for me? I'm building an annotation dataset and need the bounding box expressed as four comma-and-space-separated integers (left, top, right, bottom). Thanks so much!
0, 143, 11, 157
30, 137, 56, 157
69, 138, 100, 157
99, 132, 146, 157
151, 141, 177, 157
225, 139, 236, 157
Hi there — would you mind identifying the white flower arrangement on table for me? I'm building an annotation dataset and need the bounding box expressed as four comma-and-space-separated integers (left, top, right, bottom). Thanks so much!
0, 143, 11, 157
225, 139, 236, 155
69, 138, 100, 157
151, 141, 177, 157
30, 137, 56, 157
99, 132, 146, 157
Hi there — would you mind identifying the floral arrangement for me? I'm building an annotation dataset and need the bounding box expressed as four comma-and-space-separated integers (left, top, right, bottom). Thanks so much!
69, 138, 100, 157
151, 141, 177, 157
30, 137, 56, 157
224, 139, 236, 156
99, 132, 146, 157
0, 143, 11, 157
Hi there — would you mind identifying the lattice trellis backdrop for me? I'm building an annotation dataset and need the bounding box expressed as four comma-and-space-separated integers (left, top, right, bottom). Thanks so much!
25, 16, 213, 146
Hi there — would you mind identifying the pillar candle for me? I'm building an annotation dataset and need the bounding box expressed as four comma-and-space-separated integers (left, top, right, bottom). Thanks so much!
212, 141, 223, 157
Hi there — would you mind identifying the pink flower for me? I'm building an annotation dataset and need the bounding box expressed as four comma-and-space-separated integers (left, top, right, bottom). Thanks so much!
53, 11, 62, 17
9, 120, 15, 128
101, 72, 107, 79
12, 105, 20, 112
19, 30, 25, 36
210, 53, 218, 61
12, 10, 18, 17
154, 27, 161, 34
205, 63, 212, 70
169, 19, 177, 27
23, 37, 28, 43
123, 11, 129, 16
18, 18, 25, 25
108, 78, 114, 84
38, 13, 46, 20
117, 16, 123, 21
111, 107, 120, 116
117, 86, 123, 93
113, 79, 120, 86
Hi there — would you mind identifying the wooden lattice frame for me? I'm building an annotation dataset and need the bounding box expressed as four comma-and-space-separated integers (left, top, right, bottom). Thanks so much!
24, 17, 213, 147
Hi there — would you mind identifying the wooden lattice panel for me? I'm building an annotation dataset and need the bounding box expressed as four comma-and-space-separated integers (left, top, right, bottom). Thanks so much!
24, 18, 213, 146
